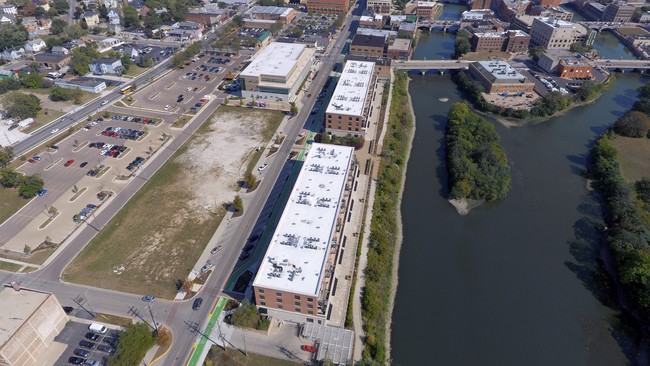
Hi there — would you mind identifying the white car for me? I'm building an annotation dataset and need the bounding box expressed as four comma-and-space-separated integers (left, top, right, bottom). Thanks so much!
258, 163, 268, 172
50, 128, 59, 134
100, 150, 108, 155
186, 87, 192, 92
164, 105, 170, 111
101, 100, 109, 105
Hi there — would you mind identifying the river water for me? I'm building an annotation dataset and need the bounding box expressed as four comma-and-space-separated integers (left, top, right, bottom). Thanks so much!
391, 5, 649, 365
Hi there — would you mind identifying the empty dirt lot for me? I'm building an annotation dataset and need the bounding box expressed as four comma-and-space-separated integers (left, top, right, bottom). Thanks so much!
63, 106, 284, 298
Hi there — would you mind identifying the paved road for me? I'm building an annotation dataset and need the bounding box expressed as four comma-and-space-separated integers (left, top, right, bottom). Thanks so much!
0, 7, 361, 365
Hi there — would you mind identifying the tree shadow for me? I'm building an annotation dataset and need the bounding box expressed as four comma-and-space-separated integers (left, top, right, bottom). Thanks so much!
565, 199, 639, 363
432, 113, 450, 199
567, 154, 588, 177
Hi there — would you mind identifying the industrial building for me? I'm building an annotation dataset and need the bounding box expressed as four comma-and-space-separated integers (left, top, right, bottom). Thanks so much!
0, 284, 67, 366
252, 143, 355, 325
243, 5, 296, 27
240, 42, 315, 102
366, 0, 391, 15
467, 61, 535, 94
326, 60, 376, 137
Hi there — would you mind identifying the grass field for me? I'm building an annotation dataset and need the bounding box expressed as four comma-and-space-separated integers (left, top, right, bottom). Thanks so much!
125, 65, 149, 77
205, 346, 306, 366
610, 136, 650, 182
22, 109, 65, 134
95, 313, 133, 328
62, 127, 225, 299
0, 187, 29, 225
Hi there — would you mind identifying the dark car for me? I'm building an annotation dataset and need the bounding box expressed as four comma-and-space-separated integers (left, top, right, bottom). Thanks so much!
85, 332, 100, 341
97, 344, 115, 354
69, 357, 85, 365
142, 295, 155, 302
239, 252, 251, 261
74, 349, 90, 357
243, 244, 254, 252
50, 145, 59, 150
103, 337, 118, 347
192, 297, 203, 310
79, 340, 96, 349
62, 306, 74, 314
80, 162, 88, 168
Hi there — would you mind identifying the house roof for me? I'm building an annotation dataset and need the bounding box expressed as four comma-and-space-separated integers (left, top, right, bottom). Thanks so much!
34, 53, 71, 63
92, 57, 121, 64
351, 34, 386, 48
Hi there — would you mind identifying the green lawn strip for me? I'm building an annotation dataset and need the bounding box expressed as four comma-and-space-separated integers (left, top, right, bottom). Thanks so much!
125, 65, 149, 77
22, 109, 65, 134
0, 187, 29, 225
0, 247, 56, 266
0, 261, 21, 272
204, 345, 303, 366
187, 297, 227, 366
95, 313, 134, 328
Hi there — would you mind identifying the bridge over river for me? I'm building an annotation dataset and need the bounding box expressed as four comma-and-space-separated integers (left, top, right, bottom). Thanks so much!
393, 59, 650, 71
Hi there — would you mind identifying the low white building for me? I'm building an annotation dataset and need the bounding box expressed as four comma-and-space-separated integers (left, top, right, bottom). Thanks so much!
25, 38, 46, 53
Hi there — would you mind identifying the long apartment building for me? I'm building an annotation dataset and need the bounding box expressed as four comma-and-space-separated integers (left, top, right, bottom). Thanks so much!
240, 42, 315, 102
307, 0, 349, 14
529, 16, 593, 50
470, 29, 530, 53
253, 143, 355, 325
326, 60, 376, 138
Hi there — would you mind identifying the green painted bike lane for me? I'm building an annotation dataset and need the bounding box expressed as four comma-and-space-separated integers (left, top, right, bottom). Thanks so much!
187, 297, 227, 366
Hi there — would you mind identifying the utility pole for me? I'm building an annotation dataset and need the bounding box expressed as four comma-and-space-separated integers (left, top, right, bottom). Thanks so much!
146, 303, 158, 331
73, 294, 96, 318
242, 329, 248, 357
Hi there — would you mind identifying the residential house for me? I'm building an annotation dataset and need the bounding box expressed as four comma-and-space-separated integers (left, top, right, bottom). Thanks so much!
1, 4, 16, 14
154, 7, 168, 15
84, 11, 100, 27
55, 77, 107, 93
108, 8, 120, 25
0, 69, 14, 79
62, 40, 86, 50
97, 37, 123, 52
0, 13, 15, 24
38, 18, 52, 30
34, 0, 49, 11
1, 47, 24, 61
122, 45, 140, 60
25, 38, 47, 53
33, 53, 72, 70
51, 46, 70, 54
22, 17, 38, 32
139, 5, 150, 17
100, 0, 119, 8
89, 58, 124, 75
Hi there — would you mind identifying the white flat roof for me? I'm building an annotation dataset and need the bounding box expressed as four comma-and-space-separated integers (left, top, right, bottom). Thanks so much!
0, 287, 50, 345
241, 42, 307, 78
253, 143, 354, 296
326, 60, 374, 117
476, 61, 527, 80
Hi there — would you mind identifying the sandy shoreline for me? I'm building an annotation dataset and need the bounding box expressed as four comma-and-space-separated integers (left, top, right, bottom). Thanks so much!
384, 76, 416, 362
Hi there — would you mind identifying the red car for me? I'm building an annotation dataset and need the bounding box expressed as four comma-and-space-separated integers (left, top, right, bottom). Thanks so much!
301, 345, 317, 353
28, 158, 36, 163
64, 159, 75, 167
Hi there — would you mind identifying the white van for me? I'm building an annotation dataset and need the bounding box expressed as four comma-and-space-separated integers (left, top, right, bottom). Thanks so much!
88, 323, 108, 334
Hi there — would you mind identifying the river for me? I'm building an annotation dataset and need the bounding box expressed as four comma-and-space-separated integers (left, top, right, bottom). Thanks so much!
391, 5, 649, 365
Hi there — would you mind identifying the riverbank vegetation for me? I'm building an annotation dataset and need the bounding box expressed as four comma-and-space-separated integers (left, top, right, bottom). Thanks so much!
588, 82, 650, 336
361, 71, 412, 364
446, 102, 510, 201
452, 70, 616, 120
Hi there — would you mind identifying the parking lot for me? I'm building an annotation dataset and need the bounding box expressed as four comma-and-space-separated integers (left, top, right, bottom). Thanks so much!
0, 112, 170, 252
53, 321, 121, 366
129, 52, 244, 114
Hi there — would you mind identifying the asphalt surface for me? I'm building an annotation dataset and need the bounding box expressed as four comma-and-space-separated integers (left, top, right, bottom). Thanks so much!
0, 4, 363, 364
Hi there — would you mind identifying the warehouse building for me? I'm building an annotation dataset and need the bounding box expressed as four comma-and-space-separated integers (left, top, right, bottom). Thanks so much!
326, 60, 376, 137
467, 61, 535, 94
253, 143, 355, 325
0, 284, 67, 366
240, 42, 315, 102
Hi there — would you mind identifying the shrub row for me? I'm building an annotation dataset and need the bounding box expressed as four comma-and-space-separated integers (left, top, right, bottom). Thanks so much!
361, 71, 413, 364
446, 102, 511, 201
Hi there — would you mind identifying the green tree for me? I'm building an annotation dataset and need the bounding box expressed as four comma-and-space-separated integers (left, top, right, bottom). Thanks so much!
3, 92, 41, 119
49, 86, 71, 101
635, 177, 650, 207
232, 15, 244, 27
569, 42, 592, 54
529, 45, 546, 61
0, 24, 29, 50
50, 18, 67, 35
230, 300, 258, 329
0, 167, 21, 187
122, 6, 140, 28
0, 146, 14, 167
454, 35, 471, 59
638, 83, 650, 99
333, 14, 345, 29
120, 54, 132, 72
53, 0, 69, 14
218, 1, 228, 8
19, 72, 43, 89
18, 174, 44, 198
244, 171, 256, 188
232, 195, 243, 212
109, 323, 155, 366
613, 111, 650, 137
270, 21, 283, 34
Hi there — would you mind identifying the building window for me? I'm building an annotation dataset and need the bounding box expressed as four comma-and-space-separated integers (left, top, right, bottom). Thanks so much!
295, 307, 301, 312
309, 310, 314, 315
259, 295, 265, 300
276, 292, 282, 296
294, 295, 301, 300
308, 303, 314, 308
260, 301, 266, 306
277, 298, 282, 303
258, 289, 264, 293
278, 304, 283, 309
307, 318, 314, 323
307, 298, 313, 302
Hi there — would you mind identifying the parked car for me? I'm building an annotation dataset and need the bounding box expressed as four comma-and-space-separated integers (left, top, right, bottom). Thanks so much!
301, 345, 317, 353
200, 262, 213, 273
243, 244, 254, 252
50, 145, 59, 150
80, 162, 88, 168
32, 155, 41, 161
74, 349, 90, 358
103, 337, 118, 347
79, 340, 96, 349
142, 295, 155, 302
64, 159, 75, 167
28, 158, 36, 163
38, 189, 47, 196
239, 252, 251, 261
192, 298, 203, 310
84, 359, 100, 366
97, 344, 115, 354
257, 163, 268, 172
69, 357, 85, 365
85, 332, 100, 341
210, 245, 223, 255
